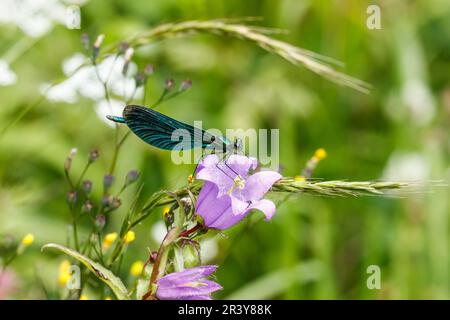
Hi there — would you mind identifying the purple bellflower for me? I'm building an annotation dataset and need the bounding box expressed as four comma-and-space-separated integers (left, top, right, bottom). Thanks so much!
195, 154, 281, 230
155, 265, 222, 300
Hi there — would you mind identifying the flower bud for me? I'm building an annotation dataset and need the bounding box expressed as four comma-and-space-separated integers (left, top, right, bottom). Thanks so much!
102, 194, 112, 207
21, 233, 35, 247
103, 174, 114, 191
124, 231, 135, 244
66, 191, 78, 205
82, 180, 92, 194
64, 148, 77, 172
130, 261, 144, 277
179, 79, 192, 91
88, 149, 99, 163
125, 170, 139, 185
82, 200, 93, 213
111, 197, 122, 209
165, 78, 174, 90
95, 214, 106, 230
182, 240, 201, 268
163, 206, 174, 228
180, 197, 193, 214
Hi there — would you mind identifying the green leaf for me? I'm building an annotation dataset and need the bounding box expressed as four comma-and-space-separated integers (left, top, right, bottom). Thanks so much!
42, 243, 130, 300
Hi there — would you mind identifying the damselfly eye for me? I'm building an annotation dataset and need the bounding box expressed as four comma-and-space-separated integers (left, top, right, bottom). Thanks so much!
210, 136, 216, 142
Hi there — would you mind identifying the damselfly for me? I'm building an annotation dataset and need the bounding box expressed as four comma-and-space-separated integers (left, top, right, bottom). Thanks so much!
107, 105, 243, 177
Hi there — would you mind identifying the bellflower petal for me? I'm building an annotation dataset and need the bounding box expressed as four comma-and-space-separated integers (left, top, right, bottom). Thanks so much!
195, 154, 280, 230
155, 265, 222, 300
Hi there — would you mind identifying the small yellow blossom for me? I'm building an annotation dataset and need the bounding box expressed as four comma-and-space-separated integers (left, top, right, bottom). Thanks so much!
130, 261, 144, 277
294, 175, 306, 182
314, 148, 327, 161
162, 206, 171, 218
103, 232, 118, 249
58, 260, 72, 286
79, 294, 89, 300
187, 174, 194, 184
124, 231, 136, 244
21, 233, 34, 246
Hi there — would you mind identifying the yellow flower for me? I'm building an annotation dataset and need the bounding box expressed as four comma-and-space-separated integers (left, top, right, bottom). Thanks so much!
124, 231, 135, 244
294, 175, 306, 182
314, 148, 327, 161
187, 174, 194, 184
130, 261, 144, 277
103, 232, 118, 249
79, 294, 89, 300
162, 206, 171, 218
58, 260, 72, 287
21, 233, 34, 246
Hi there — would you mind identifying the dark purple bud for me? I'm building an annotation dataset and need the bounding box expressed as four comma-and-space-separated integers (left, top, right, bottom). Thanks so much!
122, 48, 134, 76
125, 170, 139, 185
179, 79, 192, 91
66, 191, 78, 205
103, 174, 114, 191
165, 78, 174, 90
95, 214, 106, 230
82, 200, 93, 213
82, 180, 92, 194
149, 251, 158, 264
111, 197, 122, 209
102, 195, 112, 207
81, 33, 90, 51
144, 64, 154, 76
88, 149, 99, 163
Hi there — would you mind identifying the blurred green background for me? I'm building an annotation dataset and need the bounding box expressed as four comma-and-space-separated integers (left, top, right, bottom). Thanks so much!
0, 0, 449, 299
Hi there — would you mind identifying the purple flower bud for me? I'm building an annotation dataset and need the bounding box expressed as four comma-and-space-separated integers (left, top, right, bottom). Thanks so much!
102, 195, 112, 207
82, 180, 93, 194
125, 170, 139, 185
122, 47, 134, 76
88, 149, 99, 163
82, 200, 93, 213
179, 79, 192, 91
155, 265, 222, 300
103, 174, 114, 191
95, 214, 106, 230
66, 191, 78, 205
165, 78, 174, 90
111, 197, 122, 209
